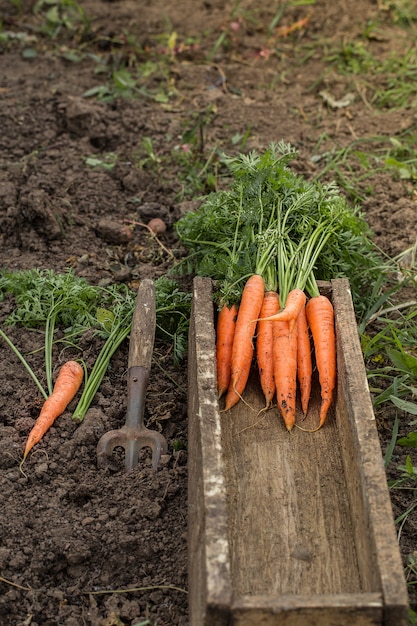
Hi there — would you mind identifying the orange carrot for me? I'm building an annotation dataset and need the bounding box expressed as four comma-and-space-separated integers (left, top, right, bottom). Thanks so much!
305, 295, 336, 429
273, 319, 298, 431
256, 291, 279, 408
225, 274, 265, 411
216, 303, 238, 399
23, 360, 84, 461
254, 288, 306, 333
296, 304, 312, 416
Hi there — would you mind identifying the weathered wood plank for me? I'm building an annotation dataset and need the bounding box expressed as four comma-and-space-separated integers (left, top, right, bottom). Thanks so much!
231, 593, 382, 626
332, 278, 409, 626
232, 593, 382, 626
187, 277, 232, 626
221, 370, 362, 597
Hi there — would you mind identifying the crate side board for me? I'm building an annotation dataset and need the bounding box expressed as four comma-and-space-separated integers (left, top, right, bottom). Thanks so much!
188, 277, 232, 626
231, 592, 382, 626
332, 278, 409, 626
331, 279, 378, 593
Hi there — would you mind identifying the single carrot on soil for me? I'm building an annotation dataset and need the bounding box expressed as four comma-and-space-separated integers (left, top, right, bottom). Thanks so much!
22, 360, 84, 461
273, 319, 298, 432
225, 274, 265, 411
296, 304, 312, 416
305, 295, 336, 429
256, 291, 279, 409
216, 303, 238, 399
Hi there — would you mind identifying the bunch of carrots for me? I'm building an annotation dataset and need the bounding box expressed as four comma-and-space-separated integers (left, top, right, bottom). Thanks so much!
216, 222, 337, 432
174, 142, 390, 430
216, 276, 336, 432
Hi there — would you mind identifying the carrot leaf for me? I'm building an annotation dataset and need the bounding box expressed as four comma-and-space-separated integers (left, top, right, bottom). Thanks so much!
174, 142, 395, 314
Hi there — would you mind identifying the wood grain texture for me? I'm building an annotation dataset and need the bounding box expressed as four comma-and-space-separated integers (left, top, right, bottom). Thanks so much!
188, 277, 232, 626
128, 278, 156, 370
221, 370, 362, 598
232, 593, 382, 626
187, 277, 409, 626
332, 278, 409, 626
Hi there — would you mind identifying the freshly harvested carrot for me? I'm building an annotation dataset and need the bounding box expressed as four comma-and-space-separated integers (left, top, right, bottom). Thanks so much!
305, 295, 336, 429
216, 303, 238, 399
225, 274, 265, 411
254, 288, 306, 333
22, 360, 84, 461
256, 291, 279, 408
273, 319, 298, 431
296, 304, 312, 416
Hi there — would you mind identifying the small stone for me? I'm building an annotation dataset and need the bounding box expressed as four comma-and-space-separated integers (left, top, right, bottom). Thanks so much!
147, 217, 167, 234
95, 218, 132, 244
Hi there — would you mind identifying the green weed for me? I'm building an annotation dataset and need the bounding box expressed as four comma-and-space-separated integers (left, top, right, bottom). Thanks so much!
311, 130, 417, 201
170, 106, 222, 199
378, 0, 417, 26
0, 27, 38, 49
371, 47, 417, 109
360, 276, 417, 601
361, 289, 417, 402
323, 37, 417, 110
325, 40, 375, 75
33, 0, 90, 39
138, 137, 162, 171
84, 59, 176, 104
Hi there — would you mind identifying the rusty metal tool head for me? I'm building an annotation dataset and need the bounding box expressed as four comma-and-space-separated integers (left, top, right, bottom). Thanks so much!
97, 278, 168, 472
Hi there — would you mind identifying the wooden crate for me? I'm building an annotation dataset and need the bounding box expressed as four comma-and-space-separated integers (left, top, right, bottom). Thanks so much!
187, 277, 409, 626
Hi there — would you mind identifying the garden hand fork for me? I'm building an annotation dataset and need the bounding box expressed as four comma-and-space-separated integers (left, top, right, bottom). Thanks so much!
97, 278, 167, 471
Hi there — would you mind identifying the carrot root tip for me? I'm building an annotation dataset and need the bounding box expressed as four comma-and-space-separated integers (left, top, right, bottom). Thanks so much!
295, 423, 323, 433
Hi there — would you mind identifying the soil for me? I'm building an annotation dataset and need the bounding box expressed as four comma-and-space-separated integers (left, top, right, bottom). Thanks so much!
0, 1, 416, 624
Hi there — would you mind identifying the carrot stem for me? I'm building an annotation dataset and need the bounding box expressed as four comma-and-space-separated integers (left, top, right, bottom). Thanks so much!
45, 311, 57, 396
71, 318, 132, 423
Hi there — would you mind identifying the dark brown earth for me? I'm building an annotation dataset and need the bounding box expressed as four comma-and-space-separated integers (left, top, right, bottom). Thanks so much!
0, 1, 416, 624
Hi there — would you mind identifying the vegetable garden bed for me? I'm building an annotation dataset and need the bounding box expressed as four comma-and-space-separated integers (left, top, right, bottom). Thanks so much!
1, 0, 417, 624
